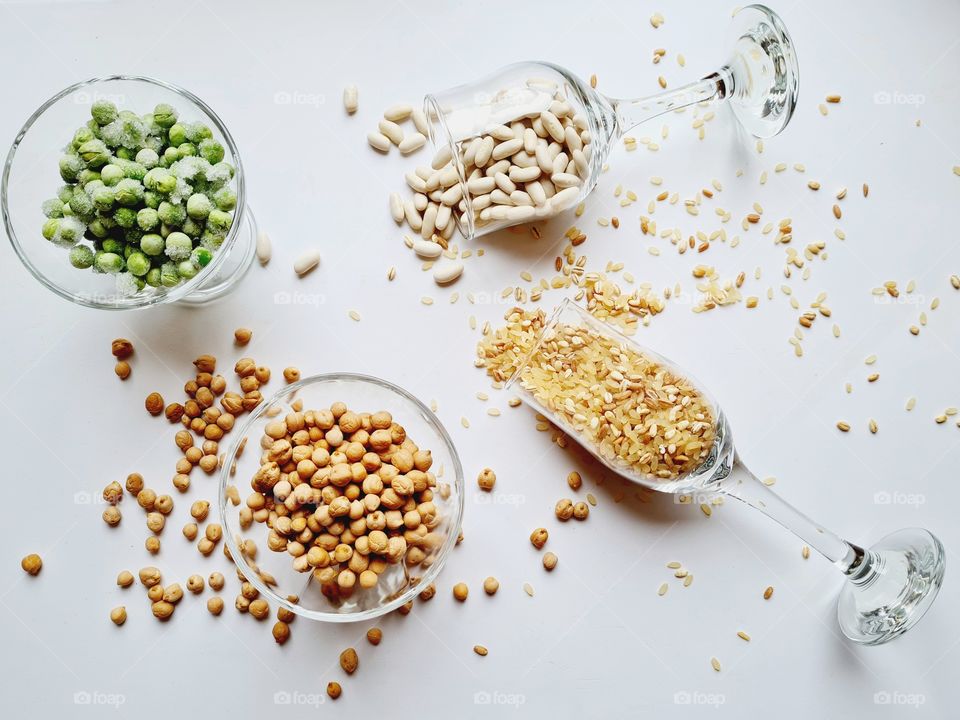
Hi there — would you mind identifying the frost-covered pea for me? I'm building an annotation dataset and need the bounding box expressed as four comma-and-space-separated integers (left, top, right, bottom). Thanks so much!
157, 201, 185, 227
153, 103, 178, 129
90, 186, 115, 212
57, 185, 74, 203
126, 252, 151, 276
164, 232, 193, 261
191, 247, 212, 268
186, 193, 211, 220
68, 190, 95, 218
113, 206, 137, 228
177, 260, 198, 279
101, 164, 124, 186
59, 154, 83, 182
72, 126, 96, 149
186, 122, 212, 143
201, 229, 225, 251
57, 216, 85, 244
198, 138, 224, 164
145, 267, 161, 287
87, 219, 110, 238
95, 252, 124, 274
162, 146, 180, 165
41, 198, 64, 218
143, 190, 161, 209
115, 146, 135, 160
167, 123, 187, 147
91, 99, 118, 126
206, 209, 232, 232
113, 178, 144, 206
177, 142, 197, 157
42, 218, 60, 241
212, 186, 236, 211
160, 262, 180, 287
144, 167, 177, 194
135, 148, 159, 168
140, 233, 164, 256
137, 207, 159, 231
69, 245, 95, 269
77, 139, 110, 167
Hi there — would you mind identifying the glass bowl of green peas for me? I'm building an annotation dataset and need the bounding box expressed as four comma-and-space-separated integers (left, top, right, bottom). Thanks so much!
1, 75, 257, 309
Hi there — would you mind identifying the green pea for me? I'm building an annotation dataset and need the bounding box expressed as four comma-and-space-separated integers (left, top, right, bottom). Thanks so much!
100, 164, 124, 186
113, 178, 144, 207
59, 154, 83, 182
163, 146, 180, 165
91, 100, 119, 126
101, 238, 124, 254
42, 198, 64, 218
198, 138, 224, 164
112, 206, 137, 229
68, 191, 95, 218
206, 209, 233, 233
114, 146, 135, 160
126, 251, 150, 276
159, 262, 181, 287
186, 122, 212, 143
181, 217, 202, 238
200, 229, 225, 251
58, 217, 85, 244
212, 187, 237, 211
87, 219, 110, 238
191, 246, 213, 268
153, 103, 179, 129
145, 267, 162, 287
186, 193, 211, 220
177, 260, 198, 279
69, 245, 95, 269
164, 231, 193, 261
42, 218, 61, 241
135, 148, 159, 169
144, 168, 176, 194
143, 190, 161, 209
72, 126, 96, 149
91, 186, 115, 211
78, 139, 110, 167
140, 233, 165, 256
136, 207, 159, 231
167, 123, 187, 147
57, 185, 74, 204
95, 251, 124, 274
157, 201, 186, 227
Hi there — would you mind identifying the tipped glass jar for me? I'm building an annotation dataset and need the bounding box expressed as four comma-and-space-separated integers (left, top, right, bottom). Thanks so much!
424, 4, 798, 240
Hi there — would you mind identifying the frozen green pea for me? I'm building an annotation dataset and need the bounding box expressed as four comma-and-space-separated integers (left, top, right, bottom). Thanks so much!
206, 209, 232, 232
95, 251, 124, 273
212, 186, 237, 211
116, 160, 147, 181
144, 135, 164, 153
177, 260, 198, 279
101, 164, 124, 186
145, 267, 162, 287
164, 231, 192, 261
124, 228, 143, 245
72, 127, 96, 149
200, 229, 225, 251
69, 244, 95, 269
87, 219, 110, 238
41, 198, 64, 218
159, 262, 180, 287
77, 139, 110, 168
190, 246, 212, 268
126, 251, 150, 276
140, 233, 165, 256
167, 123, 187, 147
91, 100, 118, 126
181, 217, 202, 238
186, 123, 212, 143
68, 191, 95, 218
114, 147, 135, 160
112, 206, 137, 229
186, 193, 211, 220
163, 146, 180, 165
137, 207, 159, 231
57, 185, 74, 204
113, 178, 144, 206
143, 190, 161, 209
83, 178, 104, 195
42, 218, 61, 241
101, 238, 124, 254
153, 103, 178, 129
157, 201, 185, 227
177, 143, 197, 158
144, 168, 176, 194
59, 154, 83, 182
77, 169, 101, 186
91, 186, 115, 211
135, 148, 159, 168
198, 138, 224, 164
57, 217, 86, 244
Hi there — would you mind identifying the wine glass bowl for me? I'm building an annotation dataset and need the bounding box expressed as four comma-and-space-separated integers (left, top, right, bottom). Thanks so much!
2, 75, 257, 309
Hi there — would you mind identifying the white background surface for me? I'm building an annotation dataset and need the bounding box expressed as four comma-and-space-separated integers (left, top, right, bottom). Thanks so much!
1, 0, 958, 717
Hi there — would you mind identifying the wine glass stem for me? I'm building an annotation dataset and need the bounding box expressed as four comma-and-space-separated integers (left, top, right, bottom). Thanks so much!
720, 457, 866, 576
609, 67, 734, 136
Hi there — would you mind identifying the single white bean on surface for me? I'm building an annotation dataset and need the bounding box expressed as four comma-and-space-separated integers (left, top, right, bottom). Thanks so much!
399, 133, 427, 155
367, 132, 391, 152
404, 201, 423, 231
412, 109, 430, 136
255, 232, 272, 265
405, 171, 427, 193
440, 183, 463, 206
412, 239, 443, 258
389, 193, 404, 223
294, 249, 320, 276
433, 260, 464, 285
383, 104, 413, 122
378, 119, 404, 145
343, 85, 359, 114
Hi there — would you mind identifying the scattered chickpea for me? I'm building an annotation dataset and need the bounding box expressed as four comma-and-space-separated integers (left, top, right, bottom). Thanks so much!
476, 468, 496, 491
282, 367, 300, 383
190, 500, 210, 521
567, 471, 583, 490
165, 403, 185, 423
117, 570, 134, 588
139, 566, 161, 587
209, 572, 225, 591
543, 552, 559, 571
145, 392, 165, 416
277, 606, 295, 623
234, 327, 252, 346
125, 473, 144, 495
114, 361, 131, 380
207, 596, 224, 615
272, 621, 291, 644
182, 523, 198, 540
397, 601, 413, 615
326, 682, 342, 700
555, 498, 574, 521
194, 354, 217, 374
102, 506, 122, 527
148, 585, 164, 602
20, 553, 42, 576
572, 502, 590, 520
483, 576, 499, 595
111, 338, 134, 359
102, 481, 123, 505
152, 601, 174, 620
146, 512, 165, 533
418, 583, 437, 601
453, 582, 469, 602
110, 606, 127, 626
155, 494, 174, 515
366, 627, 382, 645
530, 528, 549, 549
249, 599, 270, 620
187, 575, 205, 594
339, 647, 359, 674
145, 536, 161, 554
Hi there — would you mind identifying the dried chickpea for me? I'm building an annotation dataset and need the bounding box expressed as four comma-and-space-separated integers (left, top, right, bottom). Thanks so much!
283, 367, 300, 383
272, 621, 291, 644
139, 566, 161, 587
110, 606, 127, 626
234, 327, 252, 346
146, 512, 165, 533
339, 647, 359, 674
194, 354, 217, 373
249, 599, 270, 620
477, 468, 496, 491
148, 585, 164, 602
453, 582, 469, 602
114, 361, 131, 380
208, 572, 225, 591
326, 682, 342, 700
573, 502, 590, 520
207, 596, 224, 615
555, 498, 574, 521
102, 506, 122, 527
182, 523, 198, 540
21, 554, 42, 575
190, 500, 210, 521
111, 338, 134, 359
483, 576, 499, 595
102, 481, 123, 505
165, 403, 185, 423
187, 575, 205, 594
145, 536, 161, 554
152, 601, 175, 620
530, 528, 548, 549
567, 471, 583, 491
366, 627, 382, 645
418, 583, 436, 601
145, 392, 165, 416
543, 552, 559, 571
137, 488, 157, 511
125, 472, 144, 495
117, 570, 134, 588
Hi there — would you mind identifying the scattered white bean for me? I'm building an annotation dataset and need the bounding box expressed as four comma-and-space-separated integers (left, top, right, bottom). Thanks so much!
412, 109, 430, 136
367, 132, 391, 152
294, 249, 321, 276
399, 133, 427, 155
378, 119, 404, 145
389, 193, 404, 223
433, 260, 464, 285
383, 103, 413, 122
343, 85, 358, 114
255, 231, 272, 265
412, 239, 443, 258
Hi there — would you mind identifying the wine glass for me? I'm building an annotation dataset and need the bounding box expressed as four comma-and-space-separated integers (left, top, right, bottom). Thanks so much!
424, 4, 798, 240
502, 299, 944, 645
2, 75, 257, 309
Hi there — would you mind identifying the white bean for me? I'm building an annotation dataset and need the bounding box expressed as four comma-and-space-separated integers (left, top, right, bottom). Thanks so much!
505, 205, 536, 221
572, 148, 589, 176
510, 190, 533, 206
383, 104, 413, 122
490, 188, 513, 205
474, 136, 495, 166
526, 181, 547, 206
491, 138, 523, 161
367, 132, 391, 152
509, 165, 540, 183
405, 171, 427, 193
440, 183, 463, 206
412, 239, 442, 258
343, 85, 359, 114
378, 119, 404, 145
255, 231, 272, 265
535, 144, 553, 174
414, 193, 429, 212
467, 176, 496, 195
486, 124, 514, 141
415, 165, 433, 180
485, 159, 511, 177
550, 186, 580, 210
421, 204, 438, 238
389, 193, 404, 223
412, 109, 430, 136
431, 145, 452, 170
564, 125, 583, 152
552, 152, 569, 175
435, 203, 451, 230
495, 172, 516, 194
439, 166, 459, 188
523, 127, 538, 154
294, 249, 320, 276
404, 201, 423, 231
551, 172, 581, 189
433, 260, 463, 285
540, 110, 565, 142
399, 133, 427, 155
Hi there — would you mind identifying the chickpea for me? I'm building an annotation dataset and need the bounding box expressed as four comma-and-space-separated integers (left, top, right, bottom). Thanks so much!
139, 566, 161, 587
146, 512, 165, 533
283, 367, 300, 383
117, 570, 134, 588
249, 599, 270, 620
148, 584, 164, 602
182, 523, 198, 540
172, 474, 190, 492
555, 498, 574, 521
477, 468, 496, 492
453, 582, 469, 602
207, 596, 224, 615
102, 481, 123, 505
530, 528, 549, 549
190, 500, 210, 521
152, 601, 175, 620
272, 621, 291, 644
114, 360, 131, 380
145, 536, 160, 554
339, 647, 358, 674
110, 606, 127, 626
573, 502, 590, 520
209, 572, 225, 591
187, 575, 205, 594
567, 471, 583, 491
543, 552, 559, 571
137, 488, 157, 511
21, 554, 42, 576
102, 506, 122, 527
234, 327, 252, 345
277, 606, 296, 623
125, 472, 144, 495
483, 576, 499, 595
366, 627, 382, 645
326, 682, 342, 700
418, 583, 436, 601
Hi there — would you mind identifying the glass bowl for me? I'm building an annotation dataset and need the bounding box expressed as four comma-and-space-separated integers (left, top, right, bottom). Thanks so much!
219, 373, 465, 622
2, 75, 257, 309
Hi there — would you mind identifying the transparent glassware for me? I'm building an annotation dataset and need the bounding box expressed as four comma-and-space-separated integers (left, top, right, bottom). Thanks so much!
2, 75, 257, 309
425, 4, 798, 241
506, 299, 945, 645
219, 373, 465, 622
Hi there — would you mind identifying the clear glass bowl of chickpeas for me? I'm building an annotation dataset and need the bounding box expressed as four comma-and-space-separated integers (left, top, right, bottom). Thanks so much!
219, 373, 465, 622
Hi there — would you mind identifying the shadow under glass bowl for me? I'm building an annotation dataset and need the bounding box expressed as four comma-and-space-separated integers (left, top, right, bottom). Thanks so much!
2, 75, 256, 309
219, 373, 465, 622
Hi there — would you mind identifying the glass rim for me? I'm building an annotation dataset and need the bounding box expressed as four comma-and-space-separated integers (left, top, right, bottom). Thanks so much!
217, 371, 466, 623
1, 74, 246, 310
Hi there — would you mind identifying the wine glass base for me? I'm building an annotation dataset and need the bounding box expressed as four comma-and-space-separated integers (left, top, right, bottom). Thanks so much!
726, 4, 799, 138
837, 528, 945, 645
178, 204, 258, 305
